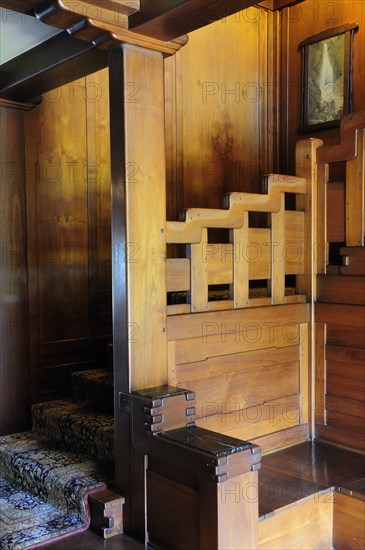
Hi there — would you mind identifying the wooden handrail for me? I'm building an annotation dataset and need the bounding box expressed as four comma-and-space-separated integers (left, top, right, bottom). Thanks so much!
317, 110, 365, 164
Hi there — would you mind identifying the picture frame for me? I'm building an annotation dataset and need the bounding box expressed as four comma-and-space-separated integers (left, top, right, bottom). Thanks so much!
299, 23, 358, 132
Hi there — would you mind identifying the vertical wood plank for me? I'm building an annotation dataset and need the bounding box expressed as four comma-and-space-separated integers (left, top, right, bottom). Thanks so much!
0, 106, 30, 435
109, 46, 132, 535
200, 471, 259, 550
189, 227, 208, 312
123, 45, 167, 390
24, 107, 41, 405
316, 163, 329, 273
85, 72, 99, 337
299, 322, 309, 425
0, 107, 30, 435
296, 138, 323, 437
270, 193, 285, 304
164, 55, 178, 222
346, 128, 365, 246
86, 68, 112, 336
315, 323, 326, 426
109, 45, 168, 540
231, 216, 249, 308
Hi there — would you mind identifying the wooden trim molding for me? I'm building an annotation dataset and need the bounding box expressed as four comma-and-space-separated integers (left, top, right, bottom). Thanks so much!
0, 97, 41, 110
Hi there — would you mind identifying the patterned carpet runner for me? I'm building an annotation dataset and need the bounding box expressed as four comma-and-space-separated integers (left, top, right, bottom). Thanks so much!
0, 369, 114, 549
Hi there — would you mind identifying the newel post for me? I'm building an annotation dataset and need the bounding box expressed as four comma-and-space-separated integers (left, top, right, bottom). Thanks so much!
109, 44, 168, 538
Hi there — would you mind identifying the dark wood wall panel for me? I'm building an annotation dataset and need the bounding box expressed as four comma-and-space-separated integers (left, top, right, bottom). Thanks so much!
280, 0, 365, 173
24, 69, 112, 404
316, 314, 365, 451
0, 106, 30, 435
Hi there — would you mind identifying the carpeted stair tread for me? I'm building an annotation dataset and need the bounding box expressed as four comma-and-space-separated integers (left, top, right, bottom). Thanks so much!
0, 476, 92, 549
32, 400, 114, 466
72, 369, 114, 413
0, 433, 108, 549
0, 432, 107, 515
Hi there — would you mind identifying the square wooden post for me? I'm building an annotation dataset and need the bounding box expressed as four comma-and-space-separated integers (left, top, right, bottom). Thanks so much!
109, 43, 168, 539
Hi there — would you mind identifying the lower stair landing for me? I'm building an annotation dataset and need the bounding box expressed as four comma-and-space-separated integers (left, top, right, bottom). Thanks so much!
258, 441, 365, 549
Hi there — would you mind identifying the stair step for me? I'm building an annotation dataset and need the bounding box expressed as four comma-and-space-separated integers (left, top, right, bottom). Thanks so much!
72, 369, 114, 413
259, 490, 334, 549
32, 400, 114, 467
259, 469, 326, 519
0, 432, 107, 517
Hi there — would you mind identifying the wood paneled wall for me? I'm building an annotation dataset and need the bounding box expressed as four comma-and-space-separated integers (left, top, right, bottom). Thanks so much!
0, 106, 30, 435
280, 0, 365, 173
24, 69, 112, 404
165, 7, 279, 219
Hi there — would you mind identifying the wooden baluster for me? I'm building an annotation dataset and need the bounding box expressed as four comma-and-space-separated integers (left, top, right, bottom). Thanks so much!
231, 213, 249, 308
346, 129, 365, 246
270, 193, 285, 304
189, 227, 208, 312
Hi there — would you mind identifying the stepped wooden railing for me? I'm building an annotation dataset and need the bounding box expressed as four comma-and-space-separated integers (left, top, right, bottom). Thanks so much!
317, 110, 365, 252
315, 110, 365, 454
116, 137, 323, 548
166, 175, 310, 315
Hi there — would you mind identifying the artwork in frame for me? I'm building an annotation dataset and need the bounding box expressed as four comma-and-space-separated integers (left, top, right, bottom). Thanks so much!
299, 24, 358, 132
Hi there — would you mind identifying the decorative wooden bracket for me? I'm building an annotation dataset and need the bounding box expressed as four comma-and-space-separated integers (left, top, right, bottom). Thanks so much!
89, 488, 125, 538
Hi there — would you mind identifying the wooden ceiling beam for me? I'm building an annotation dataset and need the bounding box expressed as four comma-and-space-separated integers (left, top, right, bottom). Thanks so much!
258, 0, 304, 10
1, 0, 266, 44
128, 0, 263, 41
0, 30, 108, 102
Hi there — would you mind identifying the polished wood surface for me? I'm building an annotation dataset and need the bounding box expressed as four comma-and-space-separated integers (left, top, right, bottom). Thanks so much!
259, 492, 333, 549
261, 441, 365, 488
24, 71, 112, 403
340, 247, 365, 275
333, 492, 365, 550
130, 0, 262, 41
0, 106, 30, 435
280, 0, 365, 174
317, 274, 365, 305
166, 8, 278, 217
44, 530, 143, 549
327, 182, 345, 243
167, 303, 308, 449
259, 441, 365, 547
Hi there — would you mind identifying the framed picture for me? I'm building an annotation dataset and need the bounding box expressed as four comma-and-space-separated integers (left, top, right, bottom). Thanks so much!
299, 24, 358, 132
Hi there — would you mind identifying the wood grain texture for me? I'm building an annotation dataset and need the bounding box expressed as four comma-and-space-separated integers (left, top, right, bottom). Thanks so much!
147, 469, 200, 550
24, 72, 112, 403
333, 492, 365, 550
168, 302, 309, 341
327, 181, 345, 243
259, 492, 333, 549
326, 361, 365, 402
346, 128, 365, 246
251, 424, 309, 454
317, 274, 365, 305
326, 323, 365, 349
315, 303, 365, 327
168, 8, 277, 216
0, 106, 30, 435
200, 471, 259, 550
280, 1, 365, 174
340, 247, 365, 275
316, 424, 365, 453
121, 45, 167, 390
